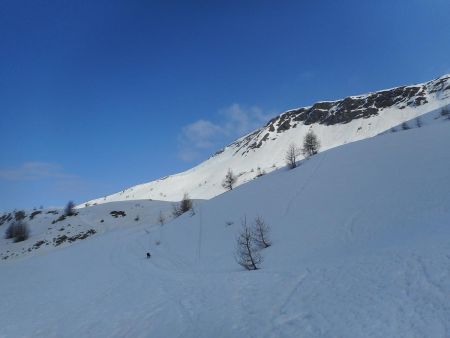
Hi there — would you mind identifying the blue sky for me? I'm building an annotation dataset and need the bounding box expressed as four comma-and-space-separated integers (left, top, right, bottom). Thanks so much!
1, 0, 449, 210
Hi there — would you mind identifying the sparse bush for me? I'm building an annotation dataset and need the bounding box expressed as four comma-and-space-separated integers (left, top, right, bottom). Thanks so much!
13, 221, 29, 242
110, 210, 126, 218
252, 216, 271, 248
235, 218, 262, 270
222, 169, 237, 191
64, 201, 76, 216
415, 117, 422, 128
172, 193, 193, 217
441, 106, 450, 118
401, 122, 410, 130
14, 210, 26, 221
171, 204, 180, 217
5, 221, 29, 242
285, 143, 300, 169
256, 167, 266, 177
5, 223, 15, 239
157, 211, 165, 226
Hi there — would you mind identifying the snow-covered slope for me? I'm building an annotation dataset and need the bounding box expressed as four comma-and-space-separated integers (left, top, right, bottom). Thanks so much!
0, 200, 175, 261
85, 74, 450, 206
1, 116, 450, 337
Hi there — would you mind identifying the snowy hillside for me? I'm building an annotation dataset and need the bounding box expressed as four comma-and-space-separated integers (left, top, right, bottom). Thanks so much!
84, 74, 450, 206
0, 200, 175, 261
1, 113, 450, 337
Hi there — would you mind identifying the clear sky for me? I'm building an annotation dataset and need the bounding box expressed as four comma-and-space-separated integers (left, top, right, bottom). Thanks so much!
1, 0, 449, 210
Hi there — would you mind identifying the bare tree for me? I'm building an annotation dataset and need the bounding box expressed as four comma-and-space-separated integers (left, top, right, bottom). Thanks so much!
401, 122, 410, 130
285, 143, 300, 169
222, 169, 237, 191
235, 218, 262, 270
65, 201, 76, 216
157, 211, 165, 226
252, 216, 271, 248
172, 193, 193, 217
415, 117, 422, 128
302, 130, 320, 157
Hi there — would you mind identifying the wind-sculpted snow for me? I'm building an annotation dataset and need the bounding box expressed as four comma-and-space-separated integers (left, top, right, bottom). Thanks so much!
84, 74, 450, 206
1, 120, 450, 337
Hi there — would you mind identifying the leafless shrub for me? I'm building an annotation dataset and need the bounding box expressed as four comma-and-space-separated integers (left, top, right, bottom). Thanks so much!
157, 211, 165, 226
285, 143, 300, 169
256, 167, 266, 177
253, 216, 271, 248
235, 217, 262, 270
415, 117, 422, 128
401, 122, 410, 130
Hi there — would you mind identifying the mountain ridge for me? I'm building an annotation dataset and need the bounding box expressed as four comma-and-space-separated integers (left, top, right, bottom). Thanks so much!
83, 73, 450, 207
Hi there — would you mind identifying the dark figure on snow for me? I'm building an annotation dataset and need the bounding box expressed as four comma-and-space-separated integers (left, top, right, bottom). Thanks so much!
146, 252, 151, 259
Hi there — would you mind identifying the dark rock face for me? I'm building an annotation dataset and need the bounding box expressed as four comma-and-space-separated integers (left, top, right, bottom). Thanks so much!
29, 210, 42, 220
268, 84, 430, 130
53, 229, 96, 246
0, 213, 13, 226
210, 74, 449, 157
228, 75, 449, 152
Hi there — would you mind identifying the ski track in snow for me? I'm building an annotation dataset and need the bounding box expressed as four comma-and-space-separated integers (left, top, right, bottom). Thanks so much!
283, 152, 327, 217
265, 271, 310, 338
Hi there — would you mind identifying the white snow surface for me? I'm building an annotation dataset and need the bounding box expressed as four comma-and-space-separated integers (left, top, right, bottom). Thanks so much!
84, 74, 450, 206
1, 115, 450, 337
